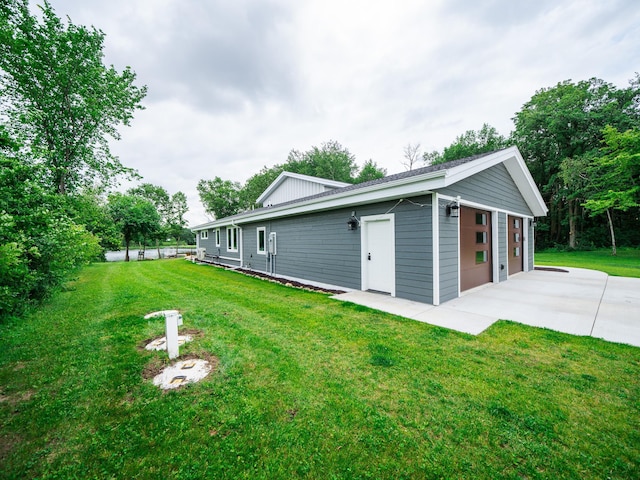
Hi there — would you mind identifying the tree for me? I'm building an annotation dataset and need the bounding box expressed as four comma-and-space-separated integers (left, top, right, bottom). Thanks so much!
128, 183, 171, 256
0, 0, 147, 194
426, 124, 510, 166
284, 140, 357, 182
355, 159, 386, 183
197, 177, 242, 220
0, 156, 100, 318
513, 77, 640, 249
579, 126, 640, 255
402, 143, 421, 171
107, 193, 160, 262
167, 191, 188, 251
65, 190, 121, 253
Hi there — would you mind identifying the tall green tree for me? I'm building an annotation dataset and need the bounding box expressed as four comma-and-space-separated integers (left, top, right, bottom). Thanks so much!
513, 77, 640, 248
576, 126, 640, 255
285, 140, 357, 182
128, 183, 171, 256
424, 124, 511, 166
197, 177, 242, 220
167, 191, 188, 251
355, 159, 386, 183
0, 0, 147, 194
0, 156, 100, 318
107, 193, 160, 262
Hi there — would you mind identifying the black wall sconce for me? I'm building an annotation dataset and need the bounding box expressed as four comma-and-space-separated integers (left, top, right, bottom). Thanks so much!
347, 211, 360, 230
446, 201, 460, 218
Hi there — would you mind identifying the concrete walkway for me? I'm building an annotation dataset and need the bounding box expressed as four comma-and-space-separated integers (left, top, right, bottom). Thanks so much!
332, 267, 640, 347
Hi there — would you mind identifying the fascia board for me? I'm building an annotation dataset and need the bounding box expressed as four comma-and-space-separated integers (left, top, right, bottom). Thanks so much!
228, 170, 445, 225
443, 147, 548, 217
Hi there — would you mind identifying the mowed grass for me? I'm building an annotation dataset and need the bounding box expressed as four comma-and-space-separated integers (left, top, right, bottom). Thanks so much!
536, 248, 640, 277
1, 260, 639, 479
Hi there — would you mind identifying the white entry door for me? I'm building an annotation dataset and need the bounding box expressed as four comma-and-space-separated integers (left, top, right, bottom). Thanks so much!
362, 215, 395, 296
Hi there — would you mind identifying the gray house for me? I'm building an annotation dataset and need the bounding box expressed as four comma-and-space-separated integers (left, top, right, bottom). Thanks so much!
191, 147, 547, 305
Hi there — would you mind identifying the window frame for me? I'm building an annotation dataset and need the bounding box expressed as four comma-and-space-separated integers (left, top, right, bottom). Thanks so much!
226, 226, 238, 252
200, 230, 208, 240
215, 228, 220, 247
256, 227, 266, 255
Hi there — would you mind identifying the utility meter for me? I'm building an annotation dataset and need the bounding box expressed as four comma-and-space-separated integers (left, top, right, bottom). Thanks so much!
268, 232, 277, 255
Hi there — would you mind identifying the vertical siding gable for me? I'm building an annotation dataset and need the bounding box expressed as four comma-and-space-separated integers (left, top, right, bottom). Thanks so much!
263, 177, 332, 206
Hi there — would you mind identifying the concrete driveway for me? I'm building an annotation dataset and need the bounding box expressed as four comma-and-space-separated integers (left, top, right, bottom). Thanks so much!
332, 267, 640, 347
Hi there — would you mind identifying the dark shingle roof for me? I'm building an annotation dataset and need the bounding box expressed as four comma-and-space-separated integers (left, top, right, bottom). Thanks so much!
198, 149, 504, 226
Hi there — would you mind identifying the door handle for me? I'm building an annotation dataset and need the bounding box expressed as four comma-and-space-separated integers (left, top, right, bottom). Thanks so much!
368, 253, 371, 260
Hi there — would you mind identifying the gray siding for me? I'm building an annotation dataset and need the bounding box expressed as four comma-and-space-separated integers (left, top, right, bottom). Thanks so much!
394, 196, 433, 303
439, 163, 533, 216
498, 212, 508, 282
200, 227, 241, 264
238, 195, 434, 303
439, 198, 459, 303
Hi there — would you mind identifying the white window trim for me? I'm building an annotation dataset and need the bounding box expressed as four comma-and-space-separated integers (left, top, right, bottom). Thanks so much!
256, 227, 266, 255
215, 228, 220, 247
226, 227, 238, 252
201, 230, 208, 240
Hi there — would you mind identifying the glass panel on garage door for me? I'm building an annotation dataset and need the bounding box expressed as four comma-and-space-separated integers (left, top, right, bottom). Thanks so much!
508, 215, 523, 275
460, 206, 492, 291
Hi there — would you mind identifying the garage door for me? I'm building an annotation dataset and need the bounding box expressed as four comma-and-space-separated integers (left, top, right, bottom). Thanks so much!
460, 206, 492, 291
508, 216, 523, 275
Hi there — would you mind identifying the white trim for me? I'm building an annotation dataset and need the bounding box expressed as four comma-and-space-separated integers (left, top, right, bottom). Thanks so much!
456, 204, 461, 298
492, 211, 499, 283
523, 218, 530, 272
215, 228, 220, 247
360, 214, 396, 297
226, 226, 239, 252
432, 193, 440, 306
218, 255, 241, 263
256, 226, 266, 255
239, 227, 243, 267
200, 230, 208, 240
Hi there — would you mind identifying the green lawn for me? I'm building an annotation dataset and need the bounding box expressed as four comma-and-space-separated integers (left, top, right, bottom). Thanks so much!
1, 260, 639, 479
535, 248, 640, 277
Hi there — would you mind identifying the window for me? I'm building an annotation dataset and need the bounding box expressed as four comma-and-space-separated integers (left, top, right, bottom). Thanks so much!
514, 247, 520, 257
513, 218, 520, 229
215, 228, 220, 247
257, 227, 266, 255
476, 231, 487, 244
200, 230, 208, 240
475, 250, 488, 264
227, 227, 238, 252
475, 213, 487, 225
514, 233, 520, 243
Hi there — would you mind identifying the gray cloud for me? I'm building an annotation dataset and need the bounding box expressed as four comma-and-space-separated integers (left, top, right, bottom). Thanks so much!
38, 0, 640, 225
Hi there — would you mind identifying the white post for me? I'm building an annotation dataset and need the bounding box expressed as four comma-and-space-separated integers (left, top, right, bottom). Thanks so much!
165, 312, 181, 359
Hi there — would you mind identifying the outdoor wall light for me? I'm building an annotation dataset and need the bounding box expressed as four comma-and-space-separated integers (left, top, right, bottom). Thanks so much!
446, 201, 460, 218
347, 212, 360, 230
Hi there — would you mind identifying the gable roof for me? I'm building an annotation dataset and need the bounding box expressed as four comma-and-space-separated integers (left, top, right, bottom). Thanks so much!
255, 171, 351, 205
192, 147, 547, 230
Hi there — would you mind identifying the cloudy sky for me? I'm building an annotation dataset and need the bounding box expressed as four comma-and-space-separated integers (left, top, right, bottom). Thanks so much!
45, 0, 639, 225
